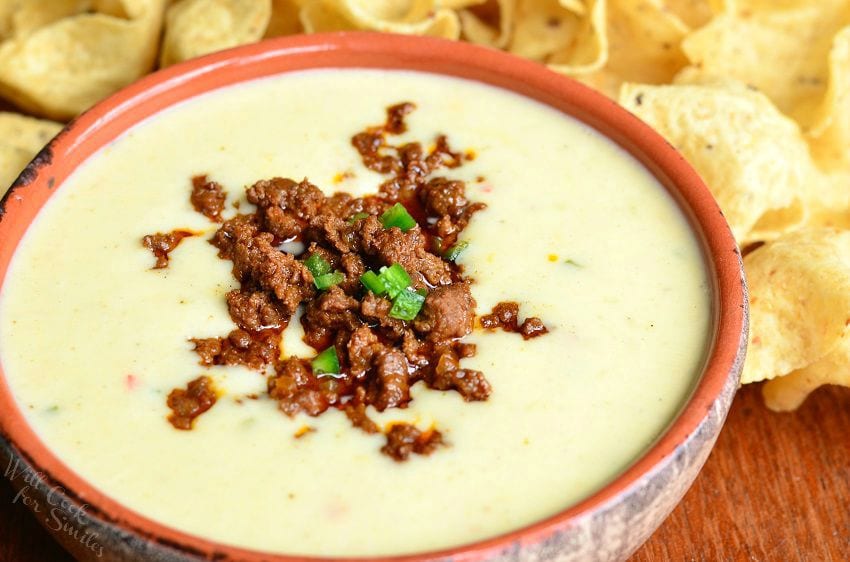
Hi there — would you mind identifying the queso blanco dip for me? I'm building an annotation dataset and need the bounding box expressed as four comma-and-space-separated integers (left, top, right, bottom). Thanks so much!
0, 69, 711, 556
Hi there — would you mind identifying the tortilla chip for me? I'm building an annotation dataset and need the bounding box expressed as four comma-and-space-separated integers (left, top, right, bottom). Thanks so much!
741, 228, 850, 386
458, 0, 514, 49
0, 143, 34, 195
679, 3, 850, 130
0, 112, 62, 194
0, 111, 62, 153
0, 1, 89, 38
806, 25, 850, 172
439, 0, 487, 8
160, 0, 272, 67
0, 2, 12, 38
299, 0, 349, 31
0, 0, 166, 120
265, 0, 305, 37
572, 0, 689, 97
301, 0, 460, 38
762, 336, 850, 411
506, 0, 606, 74
508, 0, 581, 60
559, 0, 585, 15
619, 81, 812, 244
795, 168, 850, 234
662, 0, 719, 29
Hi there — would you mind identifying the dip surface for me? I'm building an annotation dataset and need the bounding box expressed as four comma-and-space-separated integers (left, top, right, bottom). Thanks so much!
0, 69, 711, 556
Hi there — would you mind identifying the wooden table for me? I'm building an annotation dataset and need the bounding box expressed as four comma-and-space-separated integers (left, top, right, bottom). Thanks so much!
2, 384, 848, 561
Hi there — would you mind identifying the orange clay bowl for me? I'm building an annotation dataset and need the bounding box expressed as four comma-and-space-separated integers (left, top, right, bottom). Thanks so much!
0, 33, 747, 562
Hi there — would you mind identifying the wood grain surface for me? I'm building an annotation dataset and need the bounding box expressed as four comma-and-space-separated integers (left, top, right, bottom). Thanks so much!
2, 383, 848, 562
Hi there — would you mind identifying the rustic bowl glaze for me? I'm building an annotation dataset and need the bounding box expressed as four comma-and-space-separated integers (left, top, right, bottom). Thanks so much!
0, 33, 747, 562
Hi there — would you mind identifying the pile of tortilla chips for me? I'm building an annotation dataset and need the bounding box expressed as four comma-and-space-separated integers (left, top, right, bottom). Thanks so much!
1, 0, 848, 410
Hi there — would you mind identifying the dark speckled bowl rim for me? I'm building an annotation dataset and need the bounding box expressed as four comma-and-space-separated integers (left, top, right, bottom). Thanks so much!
0, 32, 747, 562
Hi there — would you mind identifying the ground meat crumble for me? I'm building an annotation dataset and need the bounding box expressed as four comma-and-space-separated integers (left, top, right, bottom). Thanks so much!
141, 229, 195, 269
480, 301, 550, 340
156, 102, 549, 460
166, 376, 218, 430
190, 175, 226, 222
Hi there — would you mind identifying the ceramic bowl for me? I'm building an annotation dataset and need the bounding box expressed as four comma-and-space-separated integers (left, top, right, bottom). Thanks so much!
0, 32, 747, 562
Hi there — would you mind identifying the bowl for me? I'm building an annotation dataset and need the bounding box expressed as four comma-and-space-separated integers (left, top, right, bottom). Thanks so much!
0, 32, 747, 562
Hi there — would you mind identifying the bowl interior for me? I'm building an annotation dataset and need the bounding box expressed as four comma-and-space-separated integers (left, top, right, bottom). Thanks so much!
0, 32, 746, 561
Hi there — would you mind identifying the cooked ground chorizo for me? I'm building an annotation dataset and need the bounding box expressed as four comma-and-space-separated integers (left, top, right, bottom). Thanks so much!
229, 232, 315, 313
481, 301, 550, 340
360, 293, 406, 341
247, 177, 325, 240
351, 102, 416, 174
301, 286, 361, 349
343, 386, 380, 433
339, 252, 366, 292
429, 349, 491, 401
191, 329, 280, 371
427, 134, 463, 169
368, 349, 410, 411
226, 290, 287, 331
344, 402, 379, 433
190, 175, 226, 222
163, 101, 548, 459
418, 177, 467, 218
210, 213, 259, 259
268, 358, 331, 417
141, 229, 194, 269
384, 102, 415, 134
519, 317, 550, 339
480, 301, 520, 330
347, 326, 383, 379
363, 225, 453, 287
167, 376, 218, 430
414, 283, 475, 341
381, 423, 444, 462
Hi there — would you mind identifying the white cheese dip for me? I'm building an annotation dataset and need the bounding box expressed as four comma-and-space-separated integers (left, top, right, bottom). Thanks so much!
0, 69, 711, 557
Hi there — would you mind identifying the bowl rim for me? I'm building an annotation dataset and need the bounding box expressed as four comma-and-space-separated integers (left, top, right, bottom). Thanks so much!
0, 31, 747, 562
